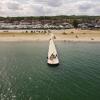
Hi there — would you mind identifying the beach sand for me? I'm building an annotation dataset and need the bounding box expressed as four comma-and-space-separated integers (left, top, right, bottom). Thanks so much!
0, 29, 100, 42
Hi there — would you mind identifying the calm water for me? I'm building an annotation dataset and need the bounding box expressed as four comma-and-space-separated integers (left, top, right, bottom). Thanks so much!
0, 42, 100, 100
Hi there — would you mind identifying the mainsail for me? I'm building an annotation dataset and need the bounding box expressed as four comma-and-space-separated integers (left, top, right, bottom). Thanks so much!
47, 38, 59, 65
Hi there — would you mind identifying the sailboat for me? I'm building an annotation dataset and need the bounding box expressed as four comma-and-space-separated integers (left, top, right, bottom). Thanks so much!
47, 38, 59, 66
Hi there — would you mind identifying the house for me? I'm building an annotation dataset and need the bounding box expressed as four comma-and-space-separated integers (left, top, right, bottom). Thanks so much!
19, 20, 32, 25
95, 20, 100, 29
32, 20, 42, 25
62, 23, 73, 29
95, 24, 100, 28
78, 23, 88, 29
13, 21, 19, 25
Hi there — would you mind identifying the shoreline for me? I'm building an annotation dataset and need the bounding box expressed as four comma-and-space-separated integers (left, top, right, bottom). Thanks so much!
0, 37, 100, 42
0, 29, 100, 42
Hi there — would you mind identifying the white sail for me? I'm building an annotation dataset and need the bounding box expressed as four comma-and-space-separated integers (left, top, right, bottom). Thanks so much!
47, 38, 59, 65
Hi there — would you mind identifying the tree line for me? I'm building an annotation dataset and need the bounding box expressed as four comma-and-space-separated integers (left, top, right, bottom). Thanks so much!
0, 15, 100, 21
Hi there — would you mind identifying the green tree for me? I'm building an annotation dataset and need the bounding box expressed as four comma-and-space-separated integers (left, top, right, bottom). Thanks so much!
72, 19, 79, 28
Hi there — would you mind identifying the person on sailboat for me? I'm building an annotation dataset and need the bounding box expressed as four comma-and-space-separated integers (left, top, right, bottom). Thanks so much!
50, 53, 57, 60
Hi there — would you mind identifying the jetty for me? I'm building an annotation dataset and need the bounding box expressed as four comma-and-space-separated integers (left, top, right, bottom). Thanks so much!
47, 35, 59, 66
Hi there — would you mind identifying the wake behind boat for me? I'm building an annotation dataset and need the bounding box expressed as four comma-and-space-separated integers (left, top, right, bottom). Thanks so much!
47, 37, 59, 66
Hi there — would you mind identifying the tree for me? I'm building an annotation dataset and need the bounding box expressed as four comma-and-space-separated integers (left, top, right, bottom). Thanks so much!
72, 19, 79, 28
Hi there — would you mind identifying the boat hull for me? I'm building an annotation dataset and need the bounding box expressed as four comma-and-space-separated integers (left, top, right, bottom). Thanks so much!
47, 63, 59, 67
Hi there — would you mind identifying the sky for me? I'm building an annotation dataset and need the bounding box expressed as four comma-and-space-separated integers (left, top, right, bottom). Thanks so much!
0, 0, 100, 16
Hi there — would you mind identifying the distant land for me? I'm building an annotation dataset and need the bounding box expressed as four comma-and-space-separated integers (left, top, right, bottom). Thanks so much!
0, 15, 100, 30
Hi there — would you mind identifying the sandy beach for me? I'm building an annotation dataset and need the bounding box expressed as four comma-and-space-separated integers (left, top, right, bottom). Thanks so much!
0, 29, 100, 42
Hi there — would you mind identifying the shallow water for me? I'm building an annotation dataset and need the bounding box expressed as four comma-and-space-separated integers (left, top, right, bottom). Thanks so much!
0, 42, 100, 100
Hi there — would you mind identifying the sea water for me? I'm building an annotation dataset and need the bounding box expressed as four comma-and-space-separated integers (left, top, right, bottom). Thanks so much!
0, 42, 100, 100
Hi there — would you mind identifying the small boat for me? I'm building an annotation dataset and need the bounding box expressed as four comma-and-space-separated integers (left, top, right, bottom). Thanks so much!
47, 38, 59, 66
